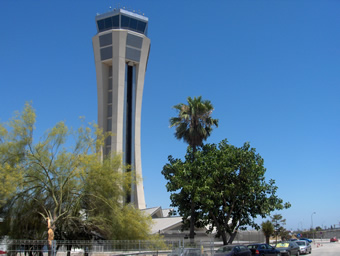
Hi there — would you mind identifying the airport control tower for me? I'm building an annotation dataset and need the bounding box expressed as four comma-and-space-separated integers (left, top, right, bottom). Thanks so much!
92, 8, 150, 209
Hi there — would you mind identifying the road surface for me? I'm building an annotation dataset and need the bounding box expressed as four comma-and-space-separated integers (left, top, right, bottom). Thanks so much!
309, 239, 340, 256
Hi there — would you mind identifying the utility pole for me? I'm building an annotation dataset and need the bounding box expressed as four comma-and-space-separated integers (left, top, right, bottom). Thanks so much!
311, 212, 316, 242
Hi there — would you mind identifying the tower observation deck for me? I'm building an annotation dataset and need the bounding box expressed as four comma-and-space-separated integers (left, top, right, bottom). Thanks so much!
92, 8, 150, 209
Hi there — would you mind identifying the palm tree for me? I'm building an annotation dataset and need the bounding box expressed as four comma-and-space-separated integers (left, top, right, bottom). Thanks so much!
169, 96, 218, 241
261, 220, 274, 244
170, 96, 218, 152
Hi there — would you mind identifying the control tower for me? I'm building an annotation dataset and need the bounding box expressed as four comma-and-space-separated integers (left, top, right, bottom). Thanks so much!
92, 8, 150, 209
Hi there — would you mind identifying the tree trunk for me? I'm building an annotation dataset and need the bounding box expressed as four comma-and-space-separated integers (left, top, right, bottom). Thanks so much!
221, 231, 228, 245
189, 199, 195, 243
189, 146, 197, 243
47, 218, 55, 256
266, 235, 270, 244
228, 231, 238, 244
67, 245, 72, 256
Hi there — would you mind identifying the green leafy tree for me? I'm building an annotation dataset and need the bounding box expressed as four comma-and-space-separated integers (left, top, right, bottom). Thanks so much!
169, 96, 218, 241
163, 139, 290, 245
261, 220, 274, 244
0, 103, 154, 247
0, 102, 34, 207
83, 154, 153, 240
162, 149, 206, 236
197, 140, 290, 244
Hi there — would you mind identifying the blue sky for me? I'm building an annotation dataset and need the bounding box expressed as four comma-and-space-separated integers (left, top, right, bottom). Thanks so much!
1, 0, 339, 231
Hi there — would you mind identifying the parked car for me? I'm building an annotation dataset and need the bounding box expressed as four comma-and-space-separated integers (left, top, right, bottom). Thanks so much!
274, 241, 300, 256
299, 238, 312, 244
295, 240, 311, 254
168, 248, 202, 256
247, 243, 280, 256
215, 245, 252, 256
330, 237, 338, 242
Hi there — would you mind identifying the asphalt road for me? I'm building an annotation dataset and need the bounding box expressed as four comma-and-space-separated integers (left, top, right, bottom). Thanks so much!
309, 239, 340, 256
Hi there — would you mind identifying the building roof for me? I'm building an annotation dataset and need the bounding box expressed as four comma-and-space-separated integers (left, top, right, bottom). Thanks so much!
150, 216, 183, 234
141, 207, 183, 234
142, 206, 174, 218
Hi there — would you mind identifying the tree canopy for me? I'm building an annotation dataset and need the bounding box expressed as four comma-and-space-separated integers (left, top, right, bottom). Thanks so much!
162, 139, 290, 244
169, 96, 218, 152
0, 103, 153, 242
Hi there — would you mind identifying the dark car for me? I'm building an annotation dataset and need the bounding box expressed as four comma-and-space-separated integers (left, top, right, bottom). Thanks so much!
215, 245, 252, 256
247, 243, 280, 256
275, 241, 300, 256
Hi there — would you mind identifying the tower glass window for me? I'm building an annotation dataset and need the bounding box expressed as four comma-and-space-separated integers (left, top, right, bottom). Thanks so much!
96, 11, 148, 35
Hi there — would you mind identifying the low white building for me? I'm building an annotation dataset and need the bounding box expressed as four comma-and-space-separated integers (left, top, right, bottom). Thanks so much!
142, 207, 215, 241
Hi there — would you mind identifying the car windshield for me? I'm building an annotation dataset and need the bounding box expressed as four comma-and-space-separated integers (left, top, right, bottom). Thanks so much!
296, 241, 305, 245
217, 246, 233, 252
276, 243, 289, 248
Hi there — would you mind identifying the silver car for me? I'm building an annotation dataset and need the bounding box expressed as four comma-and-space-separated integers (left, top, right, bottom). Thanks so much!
295, 240, 311, 254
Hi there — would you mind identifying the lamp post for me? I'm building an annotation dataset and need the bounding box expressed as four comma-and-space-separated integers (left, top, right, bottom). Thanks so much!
311, 212, 316, 242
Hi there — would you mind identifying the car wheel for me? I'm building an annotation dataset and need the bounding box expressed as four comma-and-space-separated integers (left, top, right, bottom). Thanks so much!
296, 251, 300, 256
287, 252, 291, 256
309, 249, 311, 254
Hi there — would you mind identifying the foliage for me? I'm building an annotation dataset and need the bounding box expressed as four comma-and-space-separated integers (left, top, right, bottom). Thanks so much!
169, 96, 218, 240
271, 214, 288, 242
0, 102, 34, 207
261, 220, 274, 244
162, 149, 206, 232
0, 103, 153, 241
84, 155, 153, 240
169, 96, 218, 152
198, 140, 290, 244
279, 229, 291, 241
162, 139, 290, 245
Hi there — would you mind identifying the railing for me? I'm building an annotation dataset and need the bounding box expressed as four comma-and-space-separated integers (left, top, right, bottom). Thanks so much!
0, 230, 265, 256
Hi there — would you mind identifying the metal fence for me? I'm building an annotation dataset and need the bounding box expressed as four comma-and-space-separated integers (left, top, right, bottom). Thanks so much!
231, 230, 265, 244
0, 230, 265, 256
2, 239, 187, 256
311, 229, 340, 240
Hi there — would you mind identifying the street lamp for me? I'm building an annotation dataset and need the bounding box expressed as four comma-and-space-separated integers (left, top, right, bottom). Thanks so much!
311, 212, 316, 242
